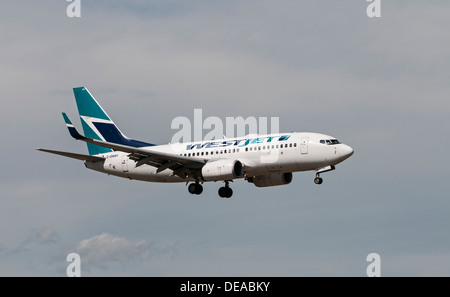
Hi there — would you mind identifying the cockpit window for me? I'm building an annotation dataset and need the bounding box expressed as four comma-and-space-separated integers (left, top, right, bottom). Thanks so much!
320, 139, 341, 145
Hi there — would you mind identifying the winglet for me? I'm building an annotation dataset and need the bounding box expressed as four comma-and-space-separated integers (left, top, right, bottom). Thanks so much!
62, 112, 85, 140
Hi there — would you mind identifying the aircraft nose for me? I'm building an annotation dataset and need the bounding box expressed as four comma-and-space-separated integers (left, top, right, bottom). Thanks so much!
342, 144, 354, 159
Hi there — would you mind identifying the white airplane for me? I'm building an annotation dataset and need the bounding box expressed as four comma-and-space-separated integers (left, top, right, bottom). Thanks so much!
38, 87, 354, 198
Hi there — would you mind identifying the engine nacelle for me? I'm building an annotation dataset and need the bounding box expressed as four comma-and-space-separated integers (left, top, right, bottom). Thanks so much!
201, 159, 243, 181
249, 172, 293, 187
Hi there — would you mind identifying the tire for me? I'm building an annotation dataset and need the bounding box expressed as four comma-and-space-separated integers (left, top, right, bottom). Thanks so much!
225, 187, 233, 198
188, 183, 197, 194
314, 177, 323, 185
218, 187, 227, 198
195, 184, 203, 195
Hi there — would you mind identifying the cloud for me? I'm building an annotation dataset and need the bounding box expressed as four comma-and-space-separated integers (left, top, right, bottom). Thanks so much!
9, 227, 59, 255
1, 228, 175, 275
64, 233, 175, 270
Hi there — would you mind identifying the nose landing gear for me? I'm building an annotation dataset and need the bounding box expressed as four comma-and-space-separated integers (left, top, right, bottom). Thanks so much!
314, 165, 335, 185
314, 176, 323, 184
314, 173, 323, 185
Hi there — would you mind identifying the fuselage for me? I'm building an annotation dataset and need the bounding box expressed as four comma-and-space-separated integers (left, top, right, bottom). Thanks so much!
85, 132, 354, 183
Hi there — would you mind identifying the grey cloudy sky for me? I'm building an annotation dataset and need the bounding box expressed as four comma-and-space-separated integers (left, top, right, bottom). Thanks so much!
1, 0, 450, 276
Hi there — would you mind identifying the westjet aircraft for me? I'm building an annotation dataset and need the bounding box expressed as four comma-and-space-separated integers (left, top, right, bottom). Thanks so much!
38, 87, 354, 198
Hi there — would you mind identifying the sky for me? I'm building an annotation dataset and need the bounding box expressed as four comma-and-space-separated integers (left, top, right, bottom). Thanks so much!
1, 0, 450, 276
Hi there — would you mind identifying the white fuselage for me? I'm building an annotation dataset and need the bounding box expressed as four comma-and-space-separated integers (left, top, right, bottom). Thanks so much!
85, 132, 354, 183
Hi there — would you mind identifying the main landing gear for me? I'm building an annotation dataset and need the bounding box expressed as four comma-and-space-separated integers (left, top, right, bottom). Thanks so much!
188, 182, 203, 195
187, 181, 234, 198
218, 181, 233, 198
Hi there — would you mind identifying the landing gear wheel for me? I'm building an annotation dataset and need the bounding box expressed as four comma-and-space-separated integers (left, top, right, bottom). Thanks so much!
218, 186, 233, 198
314, 177, 323, 185
218, 187, 226, 197
188, 183, 203, 195
225, 187, 232, 198
188, 183, 197, 194
195, 184, 203, 194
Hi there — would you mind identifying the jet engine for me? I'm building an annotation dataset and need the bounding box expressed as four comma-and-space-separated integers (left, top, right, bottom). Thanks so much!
248, 172, 293, 187
201, 159, 243, 181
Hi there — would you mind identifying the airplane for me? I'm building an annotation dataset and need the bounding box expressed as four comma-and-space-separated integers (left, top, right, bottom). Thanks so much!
37, 87, 354, 198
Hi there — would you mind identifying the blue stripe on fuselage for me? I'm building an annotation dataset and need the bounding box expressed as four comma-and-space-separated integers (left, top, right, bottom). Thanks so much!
186, 135, 291, 150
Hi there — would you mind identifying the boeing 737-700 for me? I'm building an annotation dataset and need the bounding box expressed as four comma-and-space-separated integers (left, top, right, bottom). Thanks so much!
37, 87, 354, 198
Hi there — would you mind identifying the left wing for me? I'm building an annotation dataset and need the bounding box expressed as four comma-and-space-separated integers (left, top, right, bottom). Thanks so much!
36, 148, 105, 162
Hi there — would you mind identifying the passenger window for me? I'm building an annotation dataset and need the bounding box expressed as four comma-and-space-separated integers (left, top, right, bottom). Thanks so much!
237, 149, 239, 152
201, 152, 204, 156
290, 143, 292, 148
246, 148, 248, 152
276, 145, 279, 148
294, 143, 297, 147
258, 146, 261, 150
263, 146, 265, 150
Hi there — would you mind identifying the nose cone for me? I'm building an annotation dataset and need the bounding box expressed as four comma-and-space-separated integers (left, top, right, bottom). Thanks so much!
341, 144, 354, 160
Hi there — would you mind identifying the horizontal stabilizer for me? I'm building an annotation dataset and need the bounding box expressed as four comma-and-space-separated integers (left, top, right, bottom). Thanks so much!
36, 148, 105, 162
62, 112, 85, 140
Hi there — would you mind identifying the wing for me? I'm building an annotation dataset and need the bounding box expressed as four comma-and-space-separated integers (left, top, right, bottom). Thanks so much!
36, 148, 105, 162
61, 113, 205, 179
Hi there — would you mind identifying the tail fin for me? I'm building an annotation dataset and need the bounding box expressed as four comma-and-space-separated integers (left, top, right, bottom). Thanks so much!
73, 87, 154, 155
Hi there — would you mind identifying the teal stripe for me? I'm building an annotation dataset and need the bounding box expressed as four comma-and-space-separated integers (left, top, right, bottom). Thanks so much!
62, 112, 73, 125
